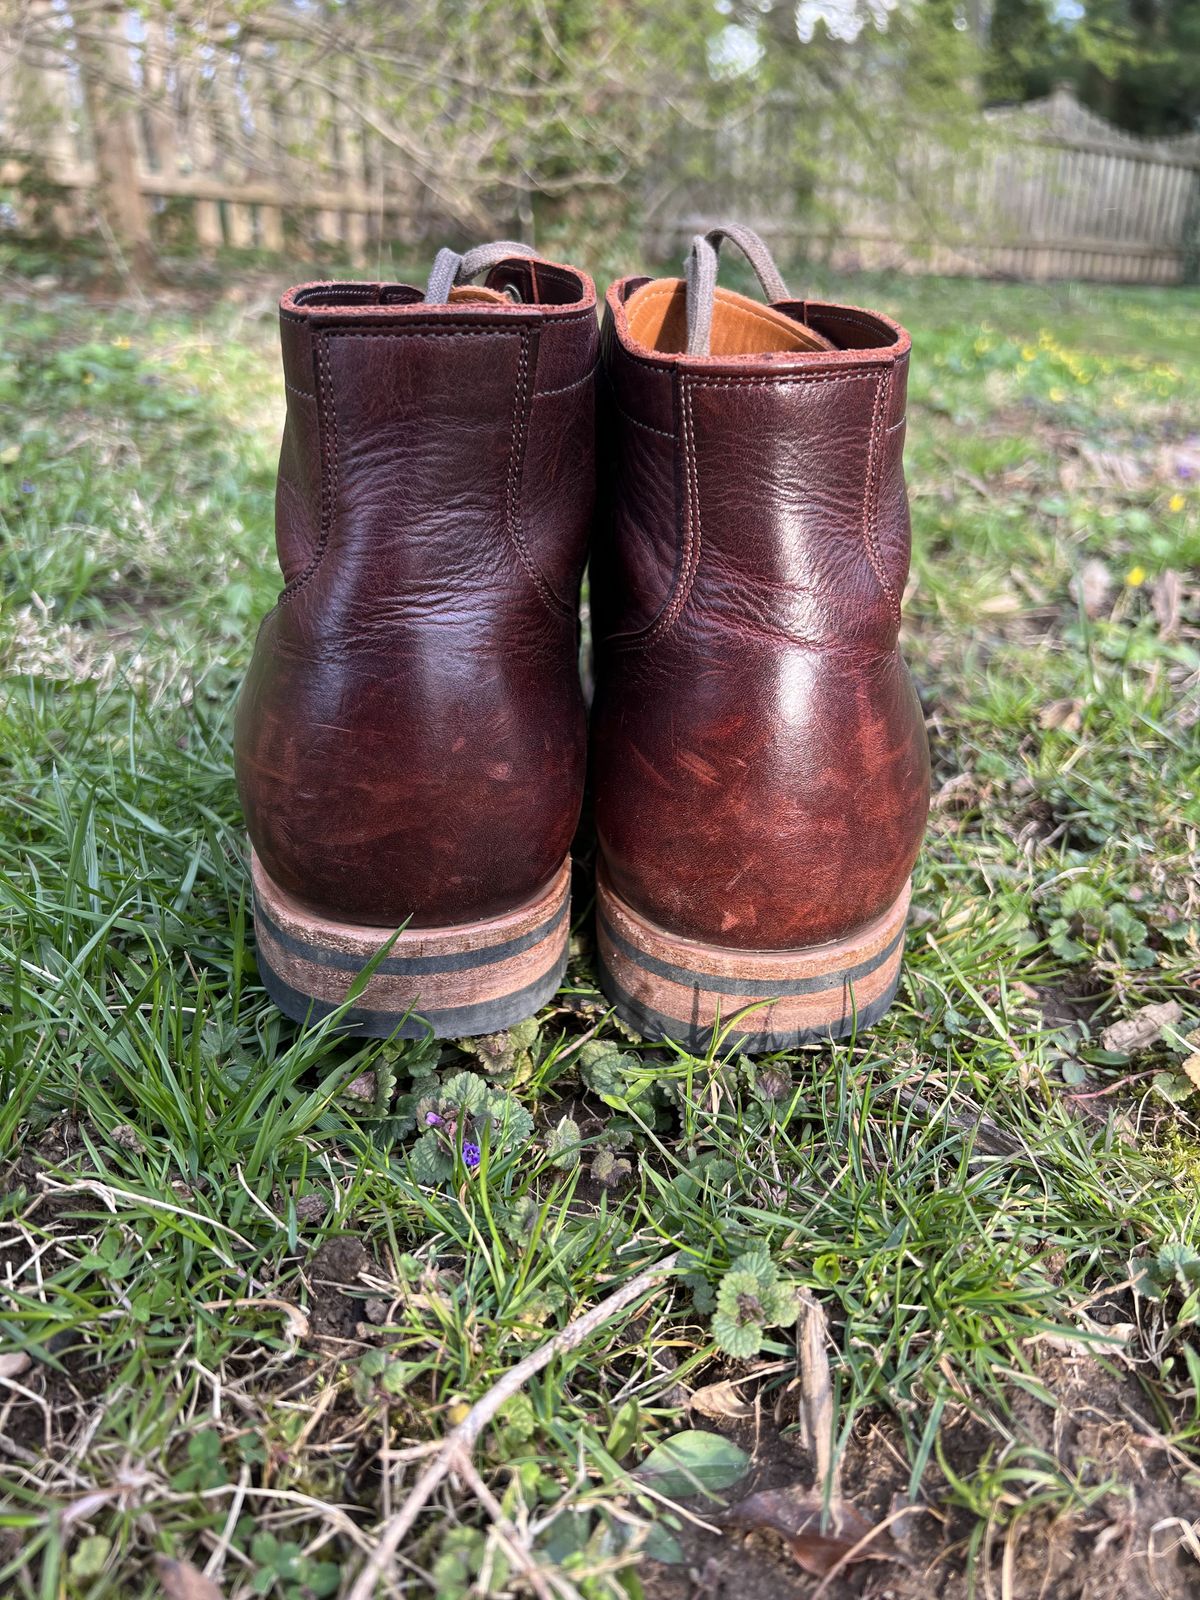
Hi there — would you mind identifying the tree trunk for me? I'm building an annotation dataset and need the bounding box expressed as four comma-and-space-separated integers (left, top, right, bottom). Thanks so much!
76, 3, 153, 276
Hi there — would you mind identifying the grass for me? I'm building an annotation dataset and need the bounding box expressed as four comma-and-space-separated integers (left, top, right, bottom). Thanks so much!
0, 256, 1198, 1600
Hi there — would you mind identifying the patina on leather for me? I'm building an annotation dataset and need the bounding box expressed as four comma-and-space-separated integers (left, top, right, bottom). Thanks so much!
235, 254, 598, 929
591, 248, 930, 955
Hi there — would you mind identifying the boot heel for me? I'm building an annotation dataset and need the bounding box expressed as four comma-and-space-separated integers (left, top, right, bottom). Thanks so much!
251, 854, 571, 1039
596, 865, 910, 1052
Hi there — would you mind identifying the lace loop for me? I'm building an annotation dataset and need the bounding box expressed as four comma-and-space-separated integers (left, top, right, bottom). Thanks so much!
424, 240, 541, 304
685, 225, 791, 356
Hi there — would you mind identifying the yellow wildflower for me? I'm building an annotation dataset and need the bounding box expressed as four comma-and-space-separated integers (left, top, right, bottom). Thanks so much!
1126, 566, 1146, 587
1168, 493, 1185, 513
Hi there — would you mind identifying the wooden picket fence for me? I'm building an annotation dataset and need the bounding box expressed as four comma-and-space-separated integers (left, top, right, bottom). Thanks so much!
653, 89, 1200, 285
0, 7, 431, 264
2, 4, 1198, 285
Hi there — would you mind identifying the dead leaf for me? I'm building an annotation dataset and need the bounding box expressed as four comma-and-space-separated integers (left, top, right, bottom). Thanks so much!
343, 1070, 377, 1101
155, 1557, 224, 1600
111, 1123, 144, 1152
978, 589, 1023, 616
689, 1378, 754, 1422
1181, 1054, 1200, 1093
294, 1191, 329, 1222
1039, 697, 1082, 733
721, 1486, 902, 1577
1070, 558, 1114, 619
0, 1351, 32, 1380
932, 772, 980, 811
1100, 1001, 1182, 1056
1152, 569, 1182, 642
203, 1297, 310, 1345
1073, 444, 1144, 491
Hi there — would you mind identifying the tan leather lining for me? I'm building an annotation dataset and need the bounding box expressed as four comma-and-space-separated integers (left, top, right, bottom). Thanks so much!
624, 278, 835, 357
448, 284, 510, 305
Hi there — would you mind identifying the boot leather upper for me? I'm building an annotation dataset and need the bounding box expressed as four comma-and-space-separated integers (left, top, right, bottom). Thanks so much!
591, 276, 931, 952
235, 259, 598, 928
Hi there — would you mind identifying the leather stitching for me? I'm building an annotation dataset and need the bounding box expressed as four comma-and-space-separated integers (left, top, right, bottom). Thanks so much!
687, 372, 877, 389
283, 379, 316, 402
273, 323, 592, 617
675, 381, 703, 635
317, 329, 521, 341
862, 371, 901, 628
506, 333, 574, 621
609, 377, 700, 654
278, 332, 337, 605
606, 366, 901, 650
292, 286, 381, 306
810, 310, 896, 337
613, 401, 675, 441
282, 307, 596, 330
531, 358, 599, 399
275, 321, 587, 618
614, 341, 893, 380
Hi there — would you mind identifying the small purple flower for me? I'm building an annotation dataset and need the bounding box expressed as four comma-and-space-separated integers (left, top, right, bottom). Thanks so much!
20, 480, 34, 495
461, 1141, 481, 1170
424, 1111, 443, 1127
1179, 464, 1193, 480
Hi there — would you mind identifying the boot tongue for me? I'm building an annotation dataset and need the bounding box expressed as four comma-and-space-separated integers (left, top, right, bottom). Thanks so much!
624, 277, 834, 357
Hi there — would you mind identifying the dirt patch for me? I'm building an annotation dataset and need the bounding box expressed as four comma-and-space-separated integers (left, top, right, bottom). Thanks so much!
305, 1234, 376, 1344
643, 1348, 1200, 1599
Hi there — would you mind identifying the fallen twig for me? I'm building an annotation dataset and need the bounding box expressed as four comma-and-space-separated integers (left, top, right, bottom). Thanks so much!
796, 1291, 837, 1497
1068, 1067, 1165, 1102
345, 1251, 680, 1600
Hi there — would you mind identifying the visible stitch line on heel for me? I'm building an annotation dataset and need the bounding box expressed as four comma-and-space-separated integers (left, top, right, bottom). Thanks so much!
611, 375, 702, 654
505, 331, 576, 622
861, 370, 902, 629
278, 332, 338, 606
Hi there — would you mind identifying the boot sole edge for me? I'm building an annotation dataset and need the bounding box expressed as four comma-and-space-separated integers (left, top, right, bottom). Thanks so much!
250, 851, 571, 1039
595, 866, 910, 1053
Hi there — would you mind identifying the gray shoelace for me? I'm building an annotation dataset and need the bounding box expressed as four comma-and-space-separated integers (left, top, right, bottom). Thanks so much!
424, 240, 541, 304
685, 224, 791, 356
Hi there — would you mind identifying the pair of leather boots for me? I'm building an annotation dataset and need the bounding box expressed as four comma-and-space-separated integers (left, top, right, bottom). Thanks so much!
235, 228, 930, 1053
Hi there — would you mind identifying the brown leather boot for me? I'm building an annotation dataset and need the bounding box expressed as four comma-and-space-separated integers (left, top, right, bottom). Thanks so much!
235, 244, 598, 1036
591, 226, 929, 1051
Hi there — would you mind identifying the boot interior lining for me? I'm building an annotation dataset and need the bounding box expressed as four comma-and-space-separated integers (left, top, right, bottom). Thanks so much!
624, 278, 835, 357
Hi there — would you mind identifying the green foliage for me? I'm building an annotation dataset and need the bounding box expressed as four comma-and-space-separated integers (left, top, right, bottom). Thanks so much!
984, 0, 1200, 136
431, 1528, 508, 1599
249, 1533, 340, 1598
546, 1114, 582, 1170
405, 1069, 536, 1183
985, 0, 1060, 101
1130, 1244, 1200, 1320
711, 1250, 803, 1358
1, 274, 1198, 1598
635, 1429, 750, 1499
458, 1018, 542, 1085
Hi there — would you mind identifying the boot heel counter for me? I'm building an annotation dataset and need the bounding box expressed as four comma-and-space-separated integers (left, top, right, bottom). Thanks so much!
237, 281, 596, 930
